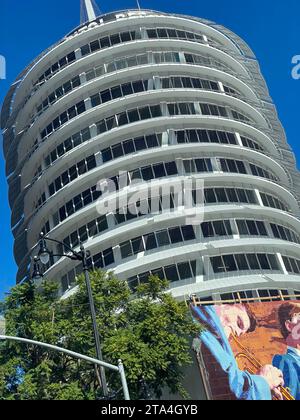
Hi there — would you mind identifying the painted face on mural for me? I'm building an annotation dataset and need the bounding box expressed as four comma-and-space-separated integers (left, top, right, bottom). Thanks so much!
286, 312, 300, 345
216, 304, 251, 339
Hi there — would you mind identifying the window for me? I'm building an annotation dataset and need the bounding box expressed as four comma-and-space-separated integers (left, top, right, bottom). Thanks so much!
235, 254, 249, 271
120, 242, 132, 259
247, 254, 260, 270
145, 233, 157, 250
164, 265, 179, 282
169, 227, 183, 244
157, 230, 170, 247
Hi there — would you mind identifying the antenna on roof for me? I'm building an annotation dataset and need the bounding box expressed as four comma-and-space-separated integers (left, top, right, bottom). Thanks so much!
80, 0, 102, 23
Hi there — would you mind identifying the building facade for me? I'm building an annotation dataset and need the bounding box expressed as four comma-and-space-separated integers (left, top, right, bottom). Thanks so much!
2, 8, 300, 301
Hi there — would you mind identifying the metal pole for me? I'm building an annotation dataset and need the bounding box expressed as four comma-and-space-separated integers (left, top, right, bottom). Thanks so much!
83, 0, 97, 21
118, 360, 130, 401
0, 335, 130, 400
81, 245, 109, 397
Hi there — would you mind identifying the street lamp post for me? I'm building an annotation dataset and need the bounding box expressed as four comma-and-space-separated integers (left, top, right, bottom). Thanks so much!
32, 232, 109, 398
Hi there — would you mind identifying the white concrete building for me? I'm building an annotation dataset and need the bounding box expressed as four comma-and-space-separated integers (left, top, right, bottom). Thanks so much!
2, 7, 300, 301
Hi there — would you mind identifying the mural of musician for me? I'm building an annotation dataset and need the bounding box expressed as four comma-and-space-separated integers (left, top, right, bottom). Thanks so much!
273, 302, 300, 400
191, 301, 299, 400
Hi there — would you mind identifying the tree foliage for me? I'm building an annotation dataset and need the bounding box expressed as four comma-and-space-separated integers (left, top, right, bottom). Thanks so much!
0, 271, 201, 400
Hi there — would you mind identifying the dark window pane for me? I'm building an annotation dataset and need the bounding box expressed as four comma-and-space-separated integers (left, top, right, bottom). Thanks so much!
223, 255, 237, 272
100, 37, 110, 48
141, 166, 153, 181
153, 163, 166, 178
257, 254, 270, 270
139, 106, 151, 120
111, 85, 122, 99
211, 256, 224, 273
205, 189, 217, 203
128, 109, 140, 123
156, 230, 170, 247
112, 144, 123, 159
247, 254, 260, 270
178, 262, 192, 279
169, 227, 183, 244
235, 254, 249, 271
247, 221, 259, 236
164, 265, 179, 282
144, 233, 157, 250
123, 140, 135, 154
213, 221, 227, 236
102, 148, 112, 162
103, 249, 114, 266
182, 225, 195, 241
132, 237, 144, 254
120, 242, 132, 259
165, 161, 177, 175
268, 254, 279, 271
134, 136, 146, 151
215, 188, 227, 203
122, 83, 133, 96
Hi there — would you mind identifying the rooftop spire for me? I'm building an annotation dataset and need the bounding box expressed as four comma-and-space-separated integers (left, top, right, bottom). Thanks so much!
80, 0, 101, 23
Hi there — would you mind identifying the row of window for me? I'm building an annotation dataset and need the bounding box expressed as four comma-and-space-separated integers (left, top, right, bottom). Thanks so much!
44, 127, 91, 167
102, 133, 163, 163
161, 76, 220, 91
120, 225, 196, 259
85, 50, 230, 81
34, 30, 139, 87
51, 211, 300, 269
219, 158, 277, 181
202, 187, 256, 205
210, 253, 280, 274
35, 48, 233, 124
249, 163, 277, 181
41, 100, 86, 139
81, 27, 208, 57
59, 215, 109, 254
36, 76, 81, 114
42, 128, 264, 177
177, 128, 235, 145
271, 223, 300, 244
36, 103, 255, 178
35, 51, 76, 86
86, 248, 115, 271
282, 256, 300, 275
81, 30, 139, 56
126, 253, 283, 292
41, 184, 289, 241
48, 155, 97, 198
90, 79, 149, 108
40, 73, 241, 140
241, 136, 264, 151
127, 260, 197, 291
61, 258, 198, 293
261, 192, 288, 212
146, 27, 206, 42
35, 25, 215, 88
39, 97, 253, 161
95, 101, 252, 137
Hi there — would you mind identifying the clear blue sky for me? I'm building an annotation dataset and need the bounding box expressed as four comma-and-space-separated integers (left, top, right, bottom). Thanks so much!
1, 0, 300, 298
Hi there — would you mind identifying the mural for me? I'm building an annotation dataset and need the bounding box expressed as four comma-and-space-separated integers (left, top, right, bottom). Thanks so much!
191, 301, 300, 400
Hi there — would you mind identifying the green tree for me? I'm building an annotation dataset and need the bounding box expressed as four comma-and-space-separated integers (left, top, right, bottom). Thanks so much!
0, 271, 201, 400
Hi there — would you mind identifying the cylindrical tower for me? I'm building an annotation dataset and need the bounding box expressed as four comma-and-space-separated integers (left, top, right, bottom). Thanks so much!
2, 9, 300, 301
